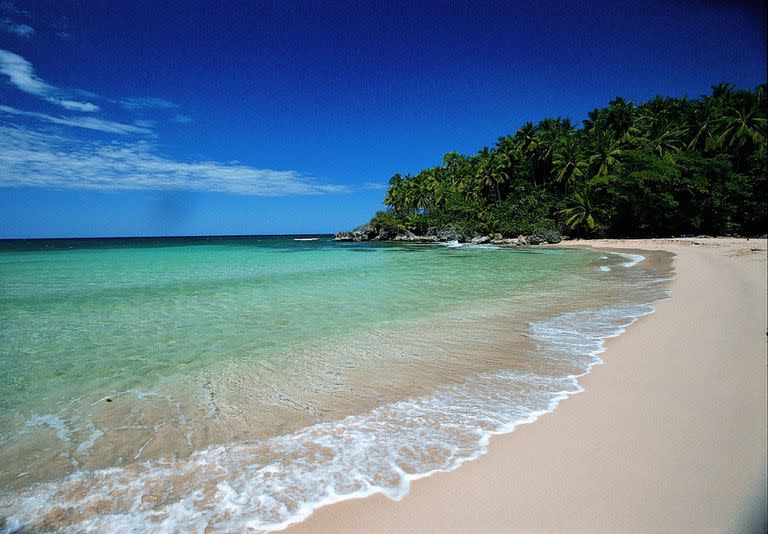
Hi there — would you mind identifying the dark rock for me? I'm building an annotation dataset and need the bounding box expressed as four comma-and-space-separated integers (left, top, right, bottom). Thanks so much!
526, 235, 544, 245
377, 227, 397, 240
436, 227, 461, 242
353, 223, 377, 239
543, 230, 562, 244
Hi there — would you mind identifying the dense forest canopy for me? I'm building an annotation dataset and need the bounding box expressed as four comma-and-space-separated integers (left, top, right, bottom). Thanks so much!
370, 83, 766, 238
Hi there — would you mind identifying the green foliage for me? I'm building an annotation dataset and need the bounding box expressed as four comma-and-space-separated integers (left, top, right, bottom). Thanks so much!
373, 83, 766, 238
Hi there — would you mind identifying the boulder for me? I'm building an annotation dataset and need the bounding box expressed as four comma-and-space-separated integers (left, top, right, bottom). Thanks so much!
377, 227, 397, 240
393, 230, 416, 241
436, 227, 461, 242
353, 223, 377, 239
543, 230, 562, 244
526, 235, 544, 245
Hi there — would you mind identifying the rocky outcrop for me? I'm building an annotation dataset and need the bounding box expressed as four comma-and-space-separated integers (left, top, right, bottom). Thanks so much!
334, 224, 378, 242
353, 224, 377, 240
436, 227, 462, 242
333, 231, 355, 242
335, 223, 563, 246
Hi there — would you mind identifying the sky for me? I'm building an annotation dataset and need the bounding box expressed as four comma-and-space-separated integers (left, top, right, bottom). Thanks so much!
0, 0, 765, 238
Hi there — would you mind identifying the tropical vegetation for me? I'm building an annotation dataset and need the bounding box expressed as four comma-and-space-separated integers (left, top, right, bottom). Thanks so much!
369, 83, 766, 238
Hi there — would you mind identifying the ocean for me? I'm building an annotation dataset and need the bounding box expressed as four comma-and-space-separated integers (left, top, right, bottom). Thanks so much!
0, 236, 672, 532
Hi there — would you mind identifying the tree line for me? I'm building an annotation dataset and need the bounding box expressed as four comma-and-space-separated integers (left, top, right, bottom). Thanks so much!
370, 83, 766, 238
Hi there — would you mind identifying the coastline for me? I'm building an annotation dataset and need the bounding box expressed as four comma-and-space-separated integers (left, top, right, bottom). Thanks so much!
290, 237, 767, 533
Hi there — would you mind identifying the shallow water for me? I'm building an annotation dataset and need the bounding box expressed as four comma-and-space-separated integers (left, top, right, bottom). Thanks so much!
0, 237, 672, 532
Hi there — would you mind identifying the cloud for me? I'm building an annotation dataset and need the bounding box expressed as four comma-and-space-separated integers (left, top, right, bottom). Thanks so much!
57, 99, 99, 112
363, 182, 388, 190
0, 125, 349, 196
0, 104, 152, 134
119, 97, 178, 110
0, 17, 33, 37
0, 49, 99, 111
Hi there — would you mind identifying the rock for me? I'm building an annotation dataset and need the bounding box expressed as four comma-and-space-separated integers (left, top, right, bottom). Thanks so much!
526, 235, 544, 245
393, 230, 416, 241
353, 223, 377, 239
543, 230, 562, 244
436, 227, 461, 242
491, 233, 503, 241
377, 227, 396, 240
333, 231, 355, 241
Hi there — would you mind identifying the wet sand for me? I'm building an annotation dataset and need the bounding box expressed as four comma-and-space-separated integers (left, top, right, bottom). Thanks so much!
290, 238, 767, 533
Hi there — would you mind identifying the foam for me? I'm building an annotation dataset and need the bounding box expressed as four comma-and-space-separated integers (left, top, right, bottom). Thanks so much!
0, 300, 662, 534
600, 266, 611, 272
22, 415, 72, 443
612, 252, 645, 268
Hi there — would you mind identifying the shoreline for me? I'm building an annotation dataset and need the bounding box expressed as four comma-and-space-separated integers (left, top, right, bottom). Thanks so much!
290, 237, 767, 533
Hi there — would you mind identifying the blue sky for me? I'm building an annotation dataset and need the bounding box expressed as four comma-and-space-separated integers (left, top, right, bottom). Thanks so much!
1, 0, 765, 238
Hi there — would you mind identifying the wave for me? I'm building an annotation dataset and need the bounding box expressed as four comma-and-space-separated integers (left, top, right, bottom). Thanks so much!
611, 252, 645, 268
0, 299, 660, 534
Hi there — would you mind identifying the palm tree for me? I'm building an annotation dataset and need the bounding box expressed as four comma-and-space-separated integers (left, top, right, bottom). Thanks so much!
688, 97, 722, 151
514, 122, 539, 188
638, 117, 688, 159
475, 154, 505, 202
717, 96, 766, 151
560, 189, 605, 233
589, 130, 623, 176
552, 135, 588, 194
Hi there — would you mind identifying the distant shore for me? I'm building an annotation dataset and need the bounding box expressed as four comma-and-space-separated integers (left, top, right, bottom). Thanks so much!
290, 237, 767, 533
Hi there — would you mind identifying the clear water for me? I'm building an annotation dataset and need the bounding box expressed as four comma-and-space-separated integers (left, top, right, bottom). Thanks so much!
0, 237, 672, 532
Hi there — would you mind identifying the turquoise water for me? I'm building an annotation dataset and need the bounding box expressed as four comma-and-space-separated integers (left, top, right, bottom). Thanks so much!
0, 237, 672, 532
1, 237, 588, 423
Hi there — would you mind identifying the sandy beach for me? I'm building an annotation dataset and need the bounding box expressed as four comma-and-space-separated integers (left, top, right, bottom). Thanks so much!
291, 237, 767, 533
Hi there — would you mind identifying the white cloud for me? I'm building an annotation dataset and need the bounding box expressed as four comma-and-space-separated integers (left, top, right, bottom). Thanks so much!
0, 104, 152, 134
0, 125, 349, 196
0, 49, 99, 112
57, 99, 99, 112
119, 97, 177, 110
363, 182, 388, 190
0, 17, 33, 37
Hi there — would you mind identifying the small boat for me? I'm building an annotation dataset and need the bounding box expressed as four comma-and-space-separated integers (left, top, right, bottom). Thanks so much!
293, 237, 319, 241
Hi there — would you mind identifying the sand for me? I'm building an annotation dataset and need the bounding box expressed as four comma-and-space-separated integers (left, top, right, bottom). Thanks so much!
289, 237, 767, 533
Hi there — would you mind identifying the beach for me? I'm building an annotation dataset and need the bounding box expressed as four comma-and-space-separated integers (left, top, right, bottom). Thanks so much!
291, 237, 767, 533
